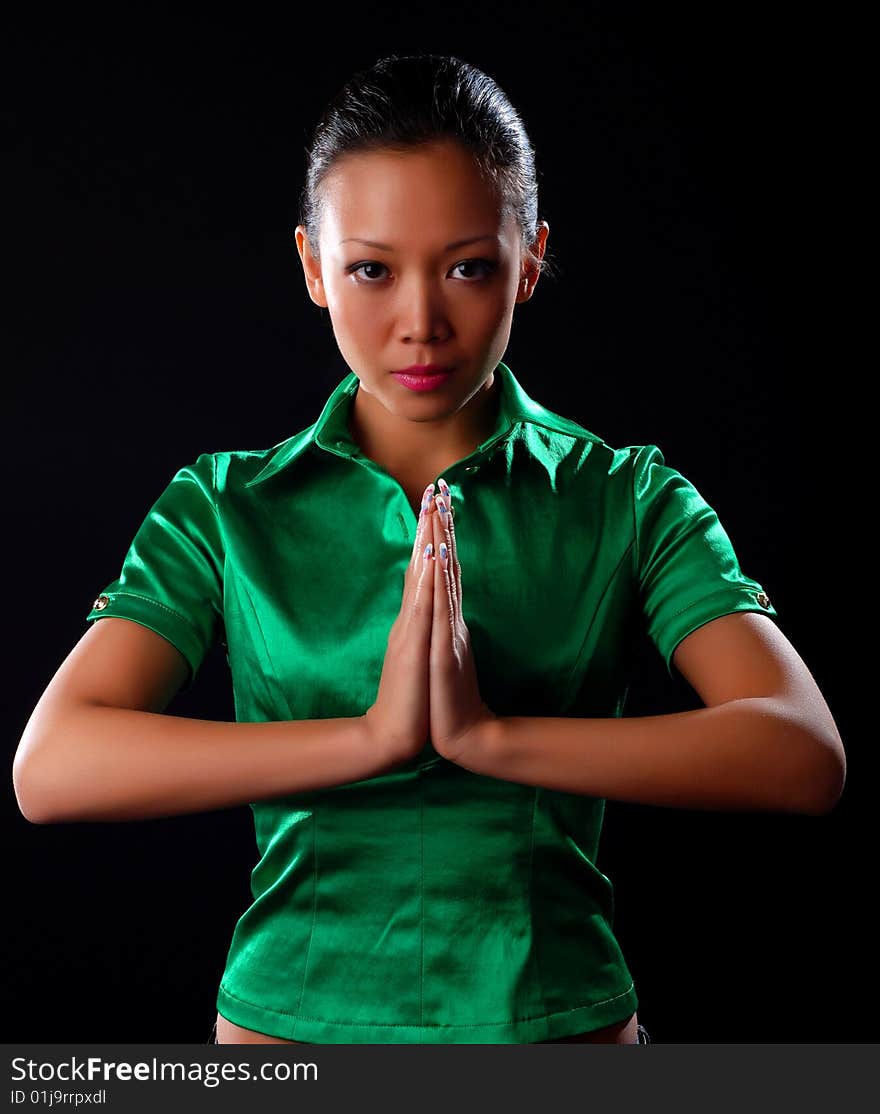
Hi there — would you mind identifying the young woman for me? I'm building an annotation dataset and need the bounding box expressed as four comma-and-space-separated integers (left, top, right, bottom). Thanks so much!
13, 54, 845, 1046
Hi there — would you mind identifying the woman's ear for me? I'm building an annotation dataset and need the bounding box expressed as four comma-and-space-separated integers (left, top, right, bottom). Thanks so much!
515, 220, 550, 304
295, 225, 329, 308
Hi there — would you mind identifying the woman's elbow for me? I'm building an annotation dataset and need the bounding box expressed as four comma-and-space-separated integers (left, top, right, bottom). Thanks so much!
801, 727, 847, 816
12, 720, 67, 825
12, 753, 56, 824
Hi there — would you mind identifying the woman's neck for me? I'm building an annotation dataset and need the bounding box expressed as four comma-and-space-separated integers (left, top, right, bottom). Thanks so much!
347, 372, 500, 479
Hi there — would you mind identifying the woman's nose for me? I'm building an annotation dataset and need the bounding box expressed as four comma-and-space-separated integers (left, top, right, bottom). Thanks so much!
398, 278, 450, 343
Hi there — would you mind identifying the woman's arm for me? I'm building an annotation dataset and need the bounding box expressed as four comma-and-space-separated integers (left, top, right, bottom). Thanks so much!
454, 613, 846, 816
13, 619, 377, 824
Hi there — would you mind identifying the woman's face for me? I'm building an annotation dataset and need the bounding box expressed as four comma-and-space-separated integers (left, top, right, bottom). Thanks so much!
295, 139, 547, 432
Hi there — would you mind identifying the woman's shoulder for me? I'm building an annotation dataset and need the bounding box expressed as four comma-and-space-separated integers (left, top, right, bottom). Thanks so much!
521, 403, 664, 483
516, 388, 663, 478
181, 425, 318, 497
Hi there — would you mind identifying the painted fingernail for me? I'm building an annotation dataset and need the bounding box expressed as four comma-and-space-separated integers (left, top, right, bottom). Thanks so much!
439, 542, 448, 567
434, 494, 447, 515
421, 484, 435, 512
438, 478, 451, 501
424, 542, 434, 560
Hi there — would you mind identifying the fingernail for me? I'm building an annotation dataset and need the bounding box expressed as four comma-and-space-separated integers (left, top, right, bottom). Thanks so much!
438, 478, 451, 501
421, 484, 435, 512
434, 494, 447, 515
423, 542, 434, 560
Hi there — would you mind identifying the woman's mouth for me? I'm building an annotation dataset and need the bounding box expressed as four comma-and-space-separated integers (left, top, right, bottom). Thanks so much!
391, 366, 454, 392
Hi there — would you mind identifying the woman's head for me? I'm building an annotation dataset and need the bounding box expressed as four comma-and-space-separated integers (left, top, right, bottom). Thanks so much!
294, 54, 549, 452
299, 54, 547, 268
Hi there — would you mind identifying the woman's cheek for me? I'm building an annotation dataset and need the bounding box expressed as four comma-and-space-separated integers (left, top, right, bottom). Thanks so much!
339, 291, 376, 329
327, 290, 362, 334
331, 301, 385, 364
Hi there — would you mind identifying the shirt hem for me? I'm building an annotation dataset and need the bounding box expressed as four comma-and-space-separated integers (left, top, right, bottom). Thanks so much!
216, 981, 639, 1044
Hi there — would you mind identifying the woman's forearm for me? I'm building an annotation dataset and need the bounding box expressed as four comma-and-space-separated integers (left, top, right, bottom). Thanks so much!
458, 698, 845, 815
13, 706, 378, 824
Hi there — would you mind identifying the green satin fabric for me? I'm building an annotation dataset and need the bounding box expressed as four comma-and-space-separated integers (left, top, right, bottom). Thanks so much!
85, 361, 777, 1043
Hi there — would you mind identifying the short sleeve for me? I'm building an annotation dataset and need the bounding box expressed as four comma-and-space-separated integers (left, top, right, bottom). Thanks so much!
84, 452, 225, 691
631, 444, 778, 678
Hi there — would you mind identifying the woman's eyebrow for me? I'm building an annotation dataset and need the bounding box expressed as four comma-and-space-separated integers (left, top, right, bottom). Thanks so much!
339, 235, 500, 251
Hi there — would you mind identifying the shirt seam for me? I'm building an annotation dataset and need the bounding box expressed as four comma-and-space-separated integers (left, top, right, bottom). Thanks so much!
560, 540, 636, 704
214, 452, 230, 649
630, 445, 644, 580
294, 810, 319, 1029
231, 578, 295, 722
527, 787, 550, 1039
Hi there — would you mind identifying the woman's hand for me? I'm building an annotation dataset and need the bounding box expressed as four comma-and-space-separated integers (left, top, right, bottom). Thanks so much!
427, 479, 497, 763
362, 482, 437, 764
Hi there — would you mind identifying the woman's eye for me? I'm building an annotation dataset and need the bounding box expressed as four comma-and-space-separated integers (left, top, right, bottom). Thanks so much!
346, 259, 497, 283
349, 262, 389, 283
450, 258, 497, 280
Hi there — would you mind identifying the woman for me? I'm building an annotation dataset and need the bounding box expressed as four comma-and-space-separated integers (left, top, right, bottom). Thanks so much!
13, 54, 845, 1045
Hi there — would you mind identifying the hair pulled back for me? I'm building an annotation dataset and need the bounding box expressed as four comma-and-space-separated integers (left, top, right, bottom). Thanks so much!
300, 54, 545, 268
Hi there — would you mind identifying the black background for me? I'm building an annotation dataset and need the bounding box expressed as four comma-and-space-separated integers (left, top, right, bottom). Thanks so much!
4, 7, 869, 1044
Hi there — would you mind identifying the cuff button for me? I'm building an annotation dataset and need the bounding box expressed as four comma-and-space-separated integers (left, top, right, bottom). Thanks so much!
756, 591, 772, 609
92, 594, 110, 610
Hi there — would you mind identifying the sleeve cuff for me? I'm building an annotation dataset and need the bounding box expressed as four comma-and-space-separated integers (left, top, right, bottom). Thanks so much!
659, 586, 778, 679
85, 590, 205, 690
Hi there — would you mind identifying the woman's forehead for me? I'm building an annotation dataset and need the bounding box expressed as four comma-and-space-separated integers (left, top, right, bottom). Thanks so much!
317, 142, 515, 245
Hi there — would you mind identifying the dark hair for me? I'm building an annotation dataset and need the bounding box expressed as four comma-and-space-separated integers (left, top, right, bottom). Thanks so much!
300, 54, 548, 272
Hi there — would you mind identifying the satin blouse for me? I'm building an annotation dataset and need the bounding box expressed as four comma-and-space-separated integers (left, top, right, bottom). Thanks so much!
85, 361, 777, 1042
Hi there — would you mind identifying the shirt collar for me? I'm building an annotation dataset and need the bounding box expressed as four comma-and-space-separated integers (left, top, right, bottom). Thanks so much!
244, 361, 586, 488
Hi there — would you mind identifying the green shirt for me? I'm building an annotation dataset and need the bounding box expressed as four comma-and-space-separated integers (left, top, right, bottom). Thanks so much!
85, 361, 777, 1043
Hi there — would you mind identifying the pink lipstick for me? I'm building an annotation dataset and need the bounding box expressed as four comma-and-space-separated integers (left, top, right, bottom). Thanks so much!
391, 365, 454, 392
